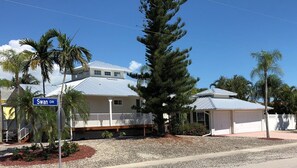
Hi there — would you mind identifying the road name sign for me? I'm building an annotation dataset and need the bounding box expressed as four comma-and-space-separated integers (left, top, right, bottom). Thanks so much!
32, 97, 58, 106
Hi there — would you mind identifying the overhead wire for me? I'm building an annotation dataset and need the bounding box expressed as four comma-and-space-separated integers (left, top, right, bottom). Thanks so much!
207, 0, 297, 25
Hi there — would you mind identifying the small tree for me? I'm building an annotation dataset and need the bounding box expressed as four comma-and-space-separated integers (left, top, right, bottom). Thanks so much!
129, 0, 197, 135
251, 50, 283, 138
20, 29, 59, 96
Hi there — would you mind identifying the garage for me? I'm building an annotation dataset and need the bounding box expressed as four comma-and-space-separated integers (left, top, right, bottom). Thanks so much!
212, 111, 231, 135
191, 88, 268, 136
234, 110, 263, 133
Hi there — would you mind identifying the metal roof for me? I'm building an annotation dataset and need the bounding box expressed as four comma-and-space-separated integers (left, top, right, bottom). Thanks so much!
191, 97, 270, 111
75, 61, 131, 72
46, 77, 138, 97
0, 87, 14, 100
196, 88, 237, 97
20, 84, 58, 95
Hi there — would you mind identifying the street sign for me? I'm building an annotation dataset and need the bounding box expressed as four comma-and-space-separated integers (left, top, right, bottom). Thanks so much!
32, 97, 58, 106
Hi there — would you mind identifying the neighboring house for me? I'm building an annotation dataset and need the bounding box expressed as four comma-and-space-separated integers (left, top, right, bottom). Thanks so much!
190, 88, 269, 135
0, 87, 17, 141
20, 61, 153, 140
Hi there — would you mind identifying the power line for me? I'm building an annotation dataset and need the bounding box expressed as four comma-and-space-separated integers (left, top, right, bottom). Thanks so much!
3, 0, 142, 31
207, 0, 297, 25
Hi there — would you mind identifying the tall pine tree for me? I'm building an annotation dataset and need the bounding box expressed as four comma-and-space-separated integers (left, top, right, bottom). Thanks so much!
129, 0, 197, 135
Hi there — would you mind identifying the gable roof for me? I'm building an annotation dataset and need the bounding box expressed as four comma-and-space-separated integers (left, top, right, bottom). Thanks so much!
191, 97, 270, 111
46, 77, 138, 97
75, 61, 131, 72
20, 84, 58, 95
0, 87, 14, 100
196, 88, 237, 97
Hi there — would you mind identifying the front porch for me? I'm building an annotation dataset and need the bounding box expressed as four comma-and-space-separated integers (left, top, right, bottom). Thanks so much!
72, 112, 153, 131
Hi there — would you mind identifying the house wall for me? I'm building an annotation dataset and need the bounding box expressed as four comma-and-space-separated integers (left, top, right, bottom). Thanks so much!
86, 96, 138, 113
89, 68, 125, 79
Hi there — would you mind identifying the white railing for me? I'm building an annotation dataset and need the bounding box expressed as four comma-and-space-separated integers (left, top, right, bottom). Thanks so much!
73, 112, 153, 128
18, 125, 30, 141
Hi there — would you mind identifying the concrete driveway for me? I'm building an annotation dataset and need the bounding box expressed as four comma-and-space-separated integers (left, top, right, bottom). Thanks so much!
224, 131, 297, 140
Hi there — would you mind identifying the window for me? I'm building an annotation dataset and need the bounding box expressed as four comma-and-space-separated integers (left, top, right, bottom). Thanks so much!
114, 72, 121, 77
104, 71, 111, 76
114, 100, 122, 105
94, 70, 101, 75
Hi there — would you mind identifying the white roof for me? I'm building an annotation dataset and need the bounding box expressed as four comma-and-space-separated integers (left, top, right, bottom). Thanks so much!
191, 97, 270, 111
20, 84, 58, 95
75, 61, 131, 72
0, 87, 14, 100
46, 77, 138, 97
196, 88, 237, 97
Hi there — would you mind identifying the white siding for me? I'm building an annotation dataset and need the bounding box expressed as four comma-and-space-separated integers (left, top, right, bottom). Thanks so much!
233, 110, 263, 133
212, 111, 231, 135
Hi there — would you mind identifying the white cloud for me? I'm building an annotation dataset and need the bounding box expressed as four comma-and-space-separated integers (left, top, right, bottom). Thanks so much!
129, 60, 142, 72
0, 39, 70, 84
0, 39, 33, 53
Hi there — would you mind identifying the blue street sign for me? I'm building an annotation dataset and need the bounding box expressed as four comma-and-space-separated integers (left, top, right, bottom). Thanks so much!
32, 97, 58, 106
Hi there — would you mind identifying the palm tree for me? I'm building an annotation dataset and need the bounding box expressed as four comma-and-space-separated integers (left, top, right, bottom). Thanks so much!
253, 74, 283, 104
54, 32, 91, 106
210, 76, 230, 89
62, 86, 89, 140
0, 49, 29, 92
210, 75, 253, 100
251, 50, 283, 138
10, 87, 45, 148
20, 29, 59, 96
0, 49, 30, 142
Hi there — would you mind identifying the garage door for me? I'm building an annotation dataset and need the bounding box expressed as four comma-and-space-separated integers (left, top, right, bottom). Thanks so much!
213, 111, 231, 135
234, 111, 262, 133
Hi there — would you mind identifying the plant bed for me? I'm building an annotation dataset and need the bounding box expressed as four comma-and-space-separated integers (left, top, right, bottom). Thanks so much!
0, 143, 96, 166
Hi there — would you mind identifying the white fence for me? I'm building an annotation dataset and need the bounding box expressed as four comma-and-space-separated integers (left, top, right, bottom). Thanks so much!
268, 114, 296, 131
73, 112, 153, 128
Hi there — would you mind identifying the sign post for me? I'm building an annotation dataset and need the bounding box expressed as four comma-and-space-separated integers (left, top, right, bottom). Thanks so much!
32, 97, 61, 167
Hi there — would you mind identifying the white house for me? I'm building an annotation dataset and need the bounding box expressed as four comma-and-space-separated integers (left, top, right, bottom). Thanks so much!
190, 88, 269, 135
19, 61, 153, 140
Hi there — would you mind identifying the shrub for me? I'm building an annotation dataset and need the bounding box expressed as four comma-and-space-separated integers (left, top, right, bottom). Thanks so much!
178, 123, 207, 136
30, 143, 40, 151
11, 148, 22, 161
101, 131, 113, 139
62, 141, 79, 157
119, 132, 126, 137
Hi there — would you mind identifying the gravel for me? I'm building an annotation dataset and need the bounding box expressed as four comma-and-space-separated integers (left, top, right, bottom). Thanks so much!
0, 136, 296, 168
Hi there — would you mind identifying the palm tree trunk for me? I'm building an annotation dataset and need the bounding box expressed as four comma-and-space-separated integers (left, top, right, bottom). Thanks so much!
264, 72, 270, 138
42, 79, 46, 97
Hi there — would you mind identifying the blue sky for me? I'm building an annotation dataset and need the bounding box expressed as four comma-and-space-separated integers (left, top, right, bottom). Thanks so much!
0, 0, 297, 88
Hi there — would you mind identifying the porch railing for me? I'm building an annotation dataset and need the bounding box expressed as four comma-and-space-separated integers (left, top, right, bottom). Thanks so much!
73, 112, 153, 128
18, 125, 30, 141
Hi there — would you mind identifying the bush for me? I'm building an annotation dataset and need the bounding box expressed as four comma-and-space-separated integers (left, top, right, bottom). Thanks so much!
11, 148, 22, 161
30, 143, 40, 151
178, 123, 207, 136
119, 132, 126, 137
62, 141, 79, 157
101, 131, 113, 139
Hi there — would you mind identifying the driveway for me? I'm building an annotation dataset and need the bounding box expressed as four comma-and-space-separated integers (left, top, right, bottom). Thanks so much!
224, 131, 297, 140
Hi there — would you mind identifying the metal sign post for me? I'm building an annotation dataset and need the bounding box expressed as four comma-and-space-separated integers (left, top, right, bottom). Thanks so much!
57, 95, 62, 168
32, 97, 61, 167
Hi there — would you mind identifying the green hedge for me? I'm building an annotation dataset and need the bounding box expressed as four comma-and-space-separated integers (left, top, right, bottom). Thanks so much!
178, 123, 208, 136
